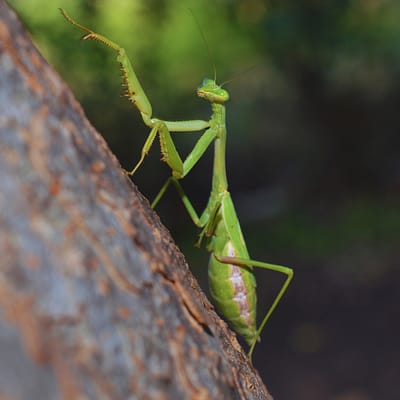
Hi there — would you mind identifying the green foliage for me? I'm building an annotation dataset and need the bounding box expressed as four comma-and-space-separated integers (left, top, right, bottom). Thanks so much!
263, 0, 400, 96
10, 0, 261, 107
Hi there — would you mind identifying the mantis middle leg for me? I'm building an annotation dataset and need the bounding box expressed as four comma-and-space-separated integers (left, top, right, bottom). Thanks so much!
152, 177, 217, 230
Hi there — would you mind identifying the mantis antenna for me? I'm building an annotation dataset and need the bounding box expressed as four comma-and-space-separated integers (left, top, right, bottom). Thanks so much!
187, 8, 217, 82
220, 64, 258, 87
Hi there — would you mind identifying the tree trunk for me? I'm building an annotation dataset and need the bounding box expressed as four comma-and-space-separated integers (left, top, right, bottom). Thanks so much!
0, 2, 273, 399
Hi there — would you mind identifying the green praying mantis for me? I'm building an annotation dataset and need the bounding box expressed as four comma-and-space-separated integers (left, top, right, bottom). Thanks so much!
60, 9, 293, 360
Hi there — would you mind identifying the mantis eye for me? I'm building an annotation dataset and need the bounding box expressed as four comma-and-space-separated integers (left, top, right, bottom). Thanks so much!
198, 78, 215, 90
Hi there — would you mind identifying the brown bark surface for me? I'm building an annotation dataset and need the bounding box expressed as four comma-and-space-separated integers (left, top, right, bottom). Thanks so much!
0, 2, 273, 399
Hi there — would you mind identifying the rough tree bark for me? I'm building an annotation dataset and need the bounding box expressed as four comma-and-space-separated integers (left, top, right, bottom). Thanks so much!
0, 2, 273, 399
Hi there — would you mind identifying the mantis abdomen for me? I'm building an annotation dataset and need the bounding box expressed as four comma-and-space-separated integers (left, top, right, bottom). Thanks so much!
209, 254, 257, 345
207, 192, 258, 345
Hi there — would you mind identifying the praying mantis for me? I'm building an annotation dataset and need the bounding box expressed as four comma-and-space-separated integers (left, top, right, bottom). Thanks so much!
61, 9, 293, 360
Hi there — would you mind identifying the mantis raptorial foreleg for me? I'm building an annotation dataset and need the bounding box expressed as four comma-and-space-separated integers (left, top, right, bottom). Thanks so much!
61, 9, 214, 180
62, 9, 294, 361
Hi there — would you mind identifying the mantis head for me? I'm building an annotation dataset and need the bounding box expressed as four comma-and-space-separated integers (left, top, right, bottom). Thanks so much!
197, 79, 229, 104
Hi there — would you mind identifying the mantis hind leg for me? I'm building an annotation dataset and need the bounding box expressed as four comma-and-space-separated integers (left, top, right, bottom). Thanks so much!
215, 255, 293, 360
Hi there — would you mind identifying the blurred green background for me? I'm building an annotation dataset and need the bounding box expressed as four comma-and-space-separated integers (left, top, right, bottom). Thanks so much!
9, 0, 399, 398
